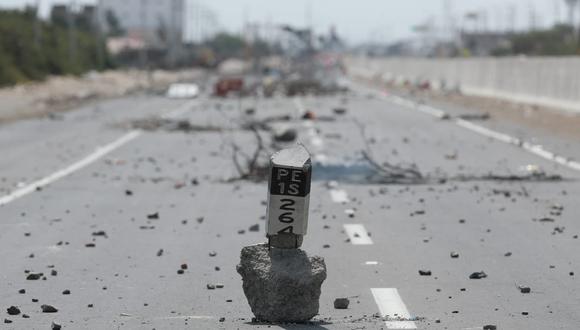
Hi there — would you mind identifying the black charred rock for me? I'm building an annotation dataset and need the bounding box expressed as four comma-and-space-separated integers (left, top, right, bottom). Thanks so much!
41, 305, 58, 313
147, 212, 159, 220
469, 271, 487, 279
26, 273, 43, 280
7, 306, 20, 315
249, 224, 260, 232
520, 287, 531, 294
333, 298, 349, 309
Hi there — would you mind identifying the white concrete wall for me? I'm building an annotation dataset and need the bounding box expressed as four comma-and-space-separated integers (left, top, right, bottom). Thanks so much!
346, 56, 580, 113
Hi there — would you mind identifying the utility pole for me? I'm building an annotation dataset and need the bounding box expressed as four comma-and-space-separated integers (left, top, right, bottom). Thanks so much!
305, 0, 312, 30
529, 4, 538, 31
33, 0, 42, 49
442, 0, 453, 41
139, 0, 149, 70
555, 0, 562, 25
67, 0, 78, 70
167, 0, 180, 68
95, 0, 104, 70
565, 0, 579, 27
508, 5, 516, 33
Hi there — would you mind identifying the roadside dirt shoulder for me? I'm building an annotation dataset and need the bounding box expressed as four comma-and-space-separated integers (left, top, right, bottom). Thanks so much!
0, 69, 203, 124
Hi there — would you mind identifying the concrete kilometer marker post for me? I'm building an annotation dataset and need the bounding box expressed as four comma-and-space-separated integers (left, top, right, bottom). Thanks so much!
266, 145, 312, 249
237, 145, 326, 322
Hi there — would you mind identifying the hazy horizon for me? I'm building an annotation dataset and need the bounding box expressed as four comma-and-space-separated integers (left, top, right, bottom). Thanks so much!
0, 0, 568, 43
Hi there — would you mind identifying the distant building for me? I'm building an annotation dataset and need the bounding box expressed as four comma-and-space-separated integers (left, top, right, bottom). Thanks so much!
50, 4, 98, 31
98, 0, 185, 45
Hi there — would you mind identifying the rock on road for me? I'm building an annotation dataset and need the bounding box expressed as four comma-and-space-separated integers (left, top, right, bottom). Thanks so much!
0, 78, 579, 329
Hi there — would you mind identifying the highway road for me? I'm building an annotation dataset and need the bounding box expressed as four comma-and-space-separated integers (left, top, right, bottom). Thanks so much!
0, 79, 579, 329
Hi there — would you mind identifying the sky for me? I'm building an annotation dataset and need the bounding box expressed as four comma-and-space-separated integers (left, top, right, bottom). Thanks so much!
0, 0, 568, 43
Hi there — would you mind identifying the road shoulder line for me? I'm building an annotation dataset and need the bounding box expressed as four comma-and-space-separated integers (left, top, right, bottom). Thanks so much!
0, 100, 197, 206
361, 84, 580, 173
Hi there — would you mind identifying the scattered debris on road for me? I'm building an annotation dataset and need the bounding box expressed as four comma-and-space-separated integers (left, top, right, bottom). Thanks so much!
41, 305, 58, 313
6, 306, 20, 315
469, 271, 488, 279
334, 298, 350, 309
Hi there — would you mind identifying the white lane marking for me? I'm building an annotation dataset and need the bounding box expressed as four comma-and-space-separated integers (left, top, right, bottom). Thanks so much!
371, 288, 417, 329
0, 100, 197, 207
0, 130, 141, 206
310, 136, 324, 148
314, 154, 328, 164
365, 261, 379, 265
294, 97, 326, 150
344, 224, 373, 245
457, 119, 580, 171
344, 208, 356, 216
366, 86, 580, 173
162, 100, 196, 119
330, 189, 349, 203
455, 118, 518, 144
153, 315, 213, 320
417, 104, 447, 119
293, 97, 306, 117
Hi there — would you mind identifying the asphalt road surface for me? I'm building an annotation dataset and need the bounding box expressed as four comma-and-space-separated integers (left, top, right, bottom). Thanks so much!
1, 79, 579, 330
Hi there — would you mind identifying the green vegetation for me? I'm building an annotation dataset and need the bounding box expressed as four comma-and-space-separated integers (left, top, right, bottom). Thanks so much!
493, 24, 580, 56
0, 7, 111, 87
205, 33, 246, 59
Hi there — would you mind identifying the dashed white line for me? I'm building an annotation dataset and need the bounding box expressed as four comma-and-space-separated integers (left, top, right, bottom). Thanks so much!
344, 224, 373, 245
0, 100, 197, 207
371, 288, 417, 329
293, 97, 307, 117
298, 99, 326, 150
330, 189, 349, 203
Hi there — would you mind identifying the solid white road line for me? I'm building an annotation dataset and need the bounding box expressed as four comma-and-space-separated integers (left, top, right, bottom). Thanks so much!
0, 100, 197, 207
364, 85, 580, 173
417, 104, 448, 119
456, 119, 580, 171
330, 189, 350, 203
0, 130, 141, 206
455, 118, 518, 144
371, 288, 417, 329
344, 224, 373, 245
